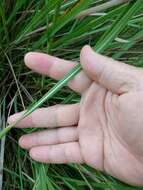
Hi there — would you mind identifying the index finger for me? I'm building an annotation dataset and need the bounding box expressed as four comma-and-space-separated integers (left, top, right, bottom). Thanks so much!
24, 52, 91, 93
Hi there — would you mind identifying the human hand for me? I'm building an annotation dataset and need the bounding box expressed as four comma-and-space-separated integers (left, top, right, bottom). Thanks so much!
8, 45, 143, 186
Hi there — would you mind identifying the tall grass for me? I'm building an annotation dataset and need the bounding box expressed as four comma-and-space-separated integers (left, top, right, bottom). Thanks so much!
1, 0, 143, 189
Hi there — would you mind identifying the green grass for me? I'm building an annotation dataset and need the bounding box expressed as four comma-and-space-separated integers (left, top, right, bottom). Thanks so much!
1, 0, 143, 189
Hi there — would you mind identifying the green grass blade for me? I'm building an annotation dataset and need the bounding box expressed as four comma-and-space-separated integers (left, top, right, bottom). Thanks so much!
94, 0, 143, 52
0, 64, 81, 139
46, 0, 91, 38
52, 4, 127, 49
113, 29, 143, 59
33, 0, 92, 48
24, 64, 81, 117
0, 3, 9, 43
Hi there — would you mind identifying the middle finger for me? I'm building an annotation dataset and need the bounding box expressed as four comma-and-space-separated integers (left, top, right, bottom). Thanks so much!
8, 104, 79, 128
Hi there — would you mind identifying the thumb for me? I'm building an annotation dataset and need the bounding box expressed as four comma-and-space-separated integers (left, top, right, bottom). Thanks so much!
80, 45, 143, 94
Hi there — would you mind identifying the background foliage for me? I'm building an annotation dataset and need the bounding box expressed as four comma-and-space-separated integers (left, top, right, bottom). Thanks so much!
0, 0, 143, 189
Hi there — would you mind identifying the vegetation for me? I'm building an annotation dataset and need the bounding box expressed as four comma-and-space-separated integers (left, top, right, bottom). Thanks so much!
0, 0, 143, 189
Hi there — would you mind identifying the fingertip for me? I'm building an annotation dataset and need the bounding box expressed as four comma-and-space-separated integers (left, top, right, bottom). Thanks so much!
19, 136, 27, 149
29, 148, 35, 159
7, 115, 14, 125
7, 113, 21, 125
81, 44, 92, 51
8, 111, 32, 128
29, 147, 40, 161
80, 45, 92, 58
24, 52, 53, 75
80, 45, 98, 79
24, 52, 37, 67
80, 45, 96, 65
29, 147, 50, 163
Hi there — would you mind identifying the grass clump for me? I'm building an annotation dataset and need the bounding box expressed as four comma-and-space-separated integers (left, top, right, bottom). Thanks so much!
1, 0, 143, 189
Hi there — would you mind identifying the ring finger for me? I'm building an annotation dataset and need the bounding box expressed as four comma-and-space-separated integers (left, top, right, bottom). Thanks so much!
19, 126, 78, 149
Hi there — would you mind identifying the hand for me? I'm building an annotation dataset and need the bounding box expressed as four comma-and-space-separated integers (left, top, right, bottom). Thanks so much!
8, 45, 143, 186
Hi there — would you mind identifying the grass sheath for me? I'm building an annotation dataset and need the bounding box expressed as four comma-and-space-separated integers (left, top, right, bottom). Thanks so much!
0, 0, 142, 139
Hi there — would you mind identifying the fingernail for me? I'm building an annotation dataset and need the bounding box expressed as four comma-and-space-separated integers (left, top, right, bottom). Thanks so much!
24, 52, 36, 67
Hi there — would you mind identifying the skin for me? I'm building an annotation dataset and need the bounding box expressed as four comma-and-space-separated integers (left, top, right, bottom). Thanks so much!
8, 45, 143, 186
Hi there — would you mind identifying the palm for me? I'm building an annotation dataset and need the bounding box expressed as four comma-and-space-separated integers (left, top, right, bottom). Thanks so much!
79, 82, 143, 185
9, 46, 143, 186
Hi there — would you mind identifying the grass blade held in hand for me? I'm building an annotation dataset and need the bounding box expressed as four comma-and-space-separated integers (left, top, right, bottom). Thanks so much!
0, 64, 81, 139
0, 0, 142, 139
